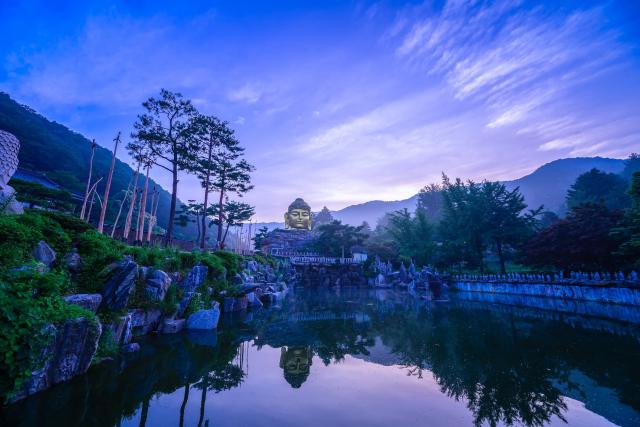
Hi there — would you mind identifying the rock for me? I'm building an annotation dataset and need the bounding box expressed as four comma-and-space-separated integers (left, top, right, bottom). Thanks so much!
186, 303, 221, 330
232, 273, 244, 285
62, 249, 82, 273
246, 292, 263, 308
180, 264, 208, 292
33, 240, 56, 267
0, 187, 23, 214
111, 314, 132, 345
121, 343, 140, 353
63, 294, 102, 313
10, 317, 101, 402
177, 291, 196, 318
100, 259, 138, 311
10, 262, 49, 275
146, 269, 171, 301
223, 295, 248, 312
160, 318, 185, 334
138, 266, 150, 281
128, 308, 162, 336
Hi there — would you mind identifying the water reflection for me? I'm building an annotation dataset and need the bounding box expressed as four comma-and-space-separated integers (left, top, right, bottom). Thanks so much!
2, 288, 640, 427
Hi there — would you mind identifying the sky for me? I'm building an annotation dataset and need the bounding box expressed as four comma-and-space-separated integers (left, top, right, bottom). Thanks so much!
1, 0, 640, 221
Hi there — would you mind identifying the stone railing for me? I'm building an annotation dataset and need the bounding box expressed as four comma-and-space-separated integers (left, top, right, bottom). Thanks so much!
290, 256, 363, 266
451, 271, 639, 286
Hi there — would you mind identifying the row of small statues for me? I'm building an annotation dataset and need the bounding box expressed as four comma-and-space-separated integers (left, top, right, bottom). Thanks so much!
453, 271, 640, 283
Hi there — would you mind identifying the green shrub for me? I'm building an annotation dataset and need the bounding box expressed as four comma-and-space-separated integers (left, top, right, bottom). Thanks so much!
0, 270, 94, 402
17, 211, 72, 256
0, 215, 41, 271
159, 284, 179, 315
76, 230, 125, 292
94, 328, 118, 361
38, 210, 93, 239
213, 250, 243, 277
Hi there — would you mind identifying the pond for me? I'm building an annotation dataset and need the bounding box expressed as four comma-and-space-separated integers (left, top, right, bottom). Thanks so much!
3, 287, 640, 427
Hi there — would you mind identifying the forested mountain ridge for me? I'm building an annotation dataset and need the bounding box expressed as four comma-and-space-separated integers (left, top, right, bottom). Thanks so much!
0, 92, 192, 238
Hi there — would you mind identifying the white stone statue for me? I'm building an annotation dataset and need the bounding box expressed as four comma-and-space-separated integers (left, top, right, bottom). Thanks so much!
0, 130, 23, 214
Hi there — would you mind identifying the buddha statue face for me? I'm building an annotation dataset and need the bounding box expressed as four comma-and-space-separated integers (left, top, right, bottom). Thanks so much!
284, 198, 312, 230
279, 346, 313, 388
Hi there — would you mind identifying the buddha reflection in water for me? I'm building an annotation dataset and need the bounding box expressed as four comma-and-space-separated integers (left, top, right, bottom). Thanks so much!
284, 198, 312, 230
279, 346, 313, 388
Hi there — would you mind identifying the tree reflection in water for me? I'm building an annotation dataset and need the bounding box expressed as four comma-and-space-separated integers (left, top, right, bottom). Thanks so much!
3, 288, 640, 427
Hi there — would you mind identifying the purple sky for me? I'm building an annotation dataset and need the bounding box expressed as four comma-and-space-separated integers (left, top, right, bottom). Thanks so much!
2, 1, 640, 221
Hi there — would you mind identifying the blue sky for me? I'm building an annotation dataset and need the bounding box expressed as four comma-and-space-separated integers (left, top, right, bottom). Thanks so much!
2, 0, 640, 221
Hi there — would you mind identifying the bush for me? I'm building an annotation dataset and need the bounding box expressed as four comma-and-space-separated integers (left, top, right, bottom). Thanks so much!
0, 215, 41, 271
0, 270, 94, 402
213, 250, 243, 277
76, 230, 125, 292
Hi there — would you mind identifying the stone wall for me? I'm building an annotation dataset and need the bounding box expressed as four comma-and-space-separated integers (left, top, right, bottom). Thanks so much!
450, 281, 640, 306
294, 264, 367, 287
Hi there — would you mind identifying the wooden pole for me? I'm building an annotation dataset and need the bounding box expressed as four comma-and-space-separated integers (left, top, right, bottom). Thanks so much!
137, 164, 151, 241
110, 183, 131, 238
123, 162, 140, 241
80, 139, 97, 220
98, 132, 120, 233
144, 186, 156, 244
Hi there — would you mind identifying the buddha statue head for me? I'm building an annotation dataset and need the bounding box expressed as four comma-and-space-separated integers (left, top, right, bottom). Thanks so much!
279, 346, 313, 388
284, 198, 312, 230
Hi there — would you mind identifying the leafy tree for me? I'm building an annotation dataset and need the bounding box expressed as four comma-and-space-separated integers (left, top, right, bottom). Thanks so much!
566, 168, 630, 211
175, 200, 204, 243
9, 179, 75, 212
614, 171, 640, 266
209, 200, 255, 245
439, 175, 537, 273
385, 208, 436, 266
313, 220, 369, 257
523, 203, 624, 271
204, 127, 254, 248
132, 89, 200, 246
314, 206, 334, 228
192, 115, 227, 249
417, 183, 444, 221
253, 226, 270, 250
621, 153, 640, 181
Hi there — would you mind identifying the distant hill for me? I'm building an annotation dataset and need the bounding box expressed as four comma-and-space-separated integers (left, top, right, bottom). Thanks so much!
0, 92, 200, 240
318, 157, 626, 226
503, 157, 625, 214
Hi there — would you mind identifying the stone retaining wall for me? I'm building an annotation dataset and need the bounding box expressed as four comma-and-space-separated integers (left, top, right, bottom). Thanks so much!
450, 281, 640, 306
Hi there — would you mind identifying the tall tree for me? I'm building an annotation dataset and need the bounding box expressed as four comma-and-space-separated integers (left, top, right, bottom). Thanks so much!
314, 206, 334, 228
209, 200, 255, 246
614, 171, 640, 266
207, 130, 254, 248
132, 89, 199, 246
523, 203, 624, 271
192, 115, 228, 249
386, 208, 436, 267
417, 183, 444, 222
97, 132, 121, 233
566, 168, 630, 211
253, 226, 270, 250
313, 220, 369, 257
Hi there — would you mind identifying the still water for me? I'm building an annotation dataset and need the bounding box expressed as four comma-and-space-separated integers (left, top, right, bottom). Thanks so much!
3, 288, 640, 427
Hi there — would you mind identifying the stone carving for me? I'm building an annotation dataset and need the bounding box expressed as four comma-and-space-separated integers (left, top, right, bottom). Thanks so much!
284, 198, 312, 230
0, 129, 23, 214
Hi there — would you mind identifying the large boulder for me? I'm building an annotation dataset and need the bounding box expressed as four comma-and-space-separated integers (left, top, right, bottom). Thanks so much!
186, 303, 220, 330
161, 318, 185, 334
63, 294, 102, 313
128, 308, 162, 336
62, 249, 82, 273
146, 270, 171, 301
11, 317, 101, 402
100, 259, 138, 311
223, 295, 248, 312
180, 264, 208, 292
33, 240, 56, 267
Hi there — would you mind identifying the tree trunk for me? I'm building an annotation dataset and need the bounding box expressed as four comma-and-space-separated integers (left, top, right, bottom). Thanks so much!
87, 189, 96, 223
179, 384, 189, 427
165, 162, 179, 247
144, 187, 156, 244
111, 183, 131, 238
200, 141, 214, 249
135, 189, 144, 244
195, 210, 201, 245
197, 384, 207, 427
139, 398, 149, 427
147, 188, 160, 244
137, 165, 150, 242
496, 240, 506, 275
216, 186, 225, 247
123, 164, 141, 241
98, 133, 120, 233
222, 223, 231, 245
80, 140, 96, 220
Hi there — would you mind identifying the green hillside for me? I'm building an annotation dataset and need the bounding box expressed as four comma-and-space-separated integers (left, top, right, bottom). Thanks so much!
0, 92, 197, 240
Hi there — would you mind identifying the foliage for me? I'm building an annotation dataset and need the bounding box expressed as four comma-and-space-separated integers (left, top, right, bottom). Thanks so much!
417, 183, 444, 222
621, 153, 640, 181
613, 171, 640, 266
385, 208, 436, 266
522, 203, 624, 271
566, 168, 630, 211
9, 178, 75, 211
253, 226, 269, 250
312, 220, 369, 257
213, 250, 243, 277
0, 270, 94, 402
314, 206, 334, 228
94, 328, 118, 360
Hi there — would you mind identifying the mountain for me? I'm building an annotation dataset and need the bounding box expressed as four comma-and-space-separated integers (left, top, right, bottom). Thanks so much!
320, 157, 626, 226
332, 196, 418, 226
503, 157, 625, 214
0, 92, 199, 240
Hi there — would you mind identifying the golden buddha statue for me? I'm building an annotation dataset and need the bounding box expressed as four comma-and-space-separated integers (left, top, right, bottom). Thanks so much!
279, 346, 313, 388
284, 198, 312, 230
